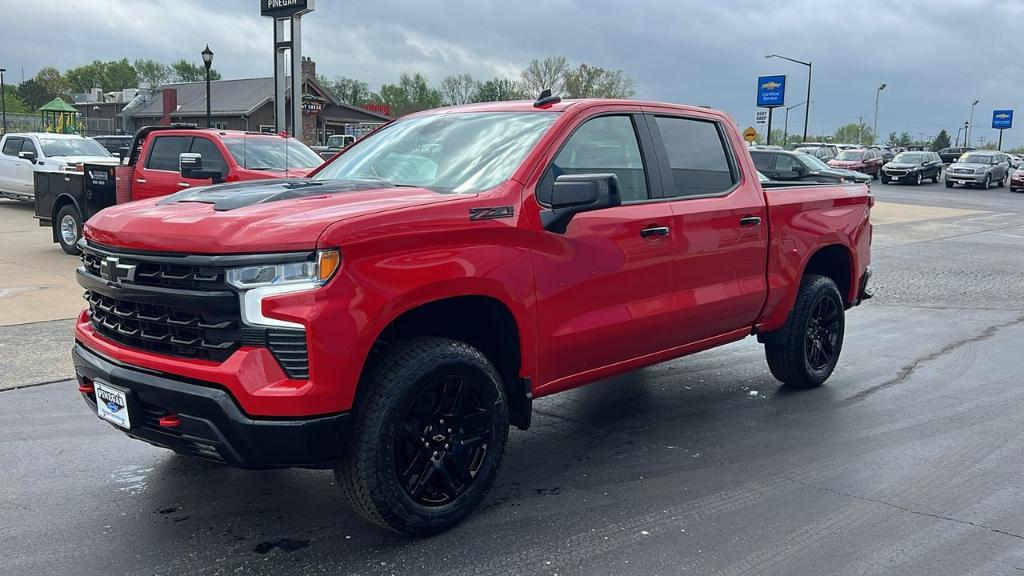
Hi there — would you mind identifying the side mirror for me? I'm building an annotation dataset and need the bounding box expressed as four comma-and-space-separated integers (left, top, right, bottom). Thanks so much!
117, 146, 130, 159
793, 164, 807, 174
179, 152, 223, 183
18, 150, 37, 164
540, 174, 621, 234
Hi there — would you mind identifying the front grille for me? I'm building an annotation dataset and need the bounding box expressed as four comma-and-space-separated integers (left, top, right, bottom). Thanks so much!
886, 170, 907, 176
80, 243, 311, 378
87, 291, 240, 361
953, 169, 973, 174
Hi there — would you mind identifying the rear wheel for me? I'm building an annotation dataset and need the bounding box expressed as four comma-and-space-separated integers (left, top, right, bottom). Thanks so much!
56, 204, 83, 255
764, 275, 845, 389
998, 174, 1007, 187
336, 337, 509, 536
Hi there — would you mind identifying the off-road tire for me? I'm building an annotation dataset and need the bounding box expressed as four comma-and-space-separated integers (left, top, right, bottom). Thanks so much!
56, 204, 82, 255
764, 275, 845, 389
336, 337, 509, 536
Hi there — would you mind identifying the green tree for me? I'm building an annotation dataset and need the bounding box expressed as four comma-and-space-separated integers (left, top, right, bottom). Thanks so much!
14, 79, 50, 109
520, 56, 569, 96
103, 58, 138, 91
930, 129, 951, 151
377, 72, 443, 116
1, 89, 29, 114
897, 132, 913, 147
134, 59, 171, 88
33, 66, 71, 102
562, 63, 635, 99
439, 74, 478, 106
886, 131, 899, 147
170, 59, 220, 83
834, 123, 874, 145
319, 75, 370, 106
65, 60, 107, 93
473, 78, 527, 102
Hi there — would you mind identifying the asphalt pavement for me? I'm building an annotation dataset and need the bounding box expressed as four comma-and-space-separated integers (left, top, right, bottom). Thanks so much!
2, 177, 1024, 575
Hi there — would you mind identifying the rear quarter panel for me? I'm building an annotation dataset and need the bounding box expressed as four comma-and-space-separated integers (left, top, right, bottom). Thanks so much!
757, 183, 872, 332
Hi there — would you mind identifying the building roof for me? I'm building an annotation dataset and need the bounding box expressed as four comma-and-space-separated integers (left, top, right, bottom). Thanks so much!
130, 76, 391, 122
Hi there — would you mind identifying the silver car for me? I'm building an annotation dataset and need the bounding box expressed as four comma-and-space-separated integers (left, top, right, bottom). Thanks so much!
945, 151, 1011, 189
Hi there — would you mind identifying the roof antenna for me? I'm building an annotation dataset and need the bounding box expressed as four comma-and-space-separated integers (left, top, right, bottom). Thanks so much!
533, 88, 561, 108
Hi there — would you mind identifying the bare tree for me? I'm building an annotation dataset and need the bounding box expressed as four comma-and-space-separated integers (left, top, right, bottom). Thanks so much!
520, 56, 568, 97
440, 74, 478, 106
562, 63, 635, 99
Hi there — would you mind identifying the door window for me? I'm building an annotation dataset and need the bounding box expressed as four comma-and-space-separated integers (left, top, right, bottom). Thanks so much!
2, 137, 23, 156
145, 136, 192, 171
546, 115, 649, 203
654, 116, 736, 197
189, 137, 229, 176
750, 152, 772, 171
20, 139, 37, 155
773, 154, 799, 172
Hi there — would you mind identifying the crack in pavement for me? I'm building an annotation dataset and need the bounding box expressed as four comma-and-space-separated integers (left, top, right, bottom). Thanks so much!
779, 474, 1024, 542
847, 313, 1024, 402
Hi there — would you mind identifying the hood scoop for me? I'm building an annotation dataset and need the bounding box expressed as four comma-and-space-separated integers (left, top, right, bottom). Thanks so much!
158, 178, 395, 211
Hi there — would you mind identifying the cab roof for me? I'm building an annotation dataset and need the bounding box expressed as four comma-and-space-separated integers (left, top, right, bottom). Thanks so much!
404, 99, 723, 117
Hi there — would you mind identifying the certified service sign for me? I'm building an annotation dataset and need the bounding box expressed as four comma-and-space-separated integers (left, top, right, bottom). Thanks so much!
756, 75, 787, 108
992, 110, 1013, 130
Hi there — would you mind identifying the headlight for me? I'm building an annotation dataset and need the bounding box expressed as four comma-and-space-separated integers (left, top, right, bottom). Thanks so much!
227, 249, 341, 289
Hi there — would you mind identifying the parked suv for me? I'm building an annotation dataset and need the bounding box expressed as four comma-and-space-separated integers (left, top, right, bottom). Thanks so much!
794, 143, 838, 162
938, 146, 975, 164
751, 149, 871, 184
881, 151, 943, 185
945, 151, 1011, 188
828, 148, 884, 179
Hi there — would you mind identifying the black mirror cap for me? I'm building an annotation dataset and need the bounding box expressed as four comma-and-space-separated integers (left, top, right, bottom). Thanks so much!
540, 173, 622, 234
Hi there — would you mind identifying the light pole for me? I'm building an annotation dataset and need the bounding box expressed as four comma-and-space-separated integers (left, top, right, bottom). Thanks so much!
0, 67, 7, 135
783, 101, 807, 146
967, 98, 979, 147
765, 54, 812, 141
201, 45, 214, 128
873, 83, 886, 143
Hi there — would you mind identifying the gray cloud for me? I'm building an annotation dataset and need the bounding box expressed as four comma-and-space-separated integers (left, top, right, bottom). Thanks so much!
5, 0, 1024, 146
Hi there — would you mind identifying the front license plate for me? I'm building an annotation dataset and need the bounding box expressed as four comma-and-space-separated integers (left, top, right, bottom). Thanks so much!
95, 381, 131, 429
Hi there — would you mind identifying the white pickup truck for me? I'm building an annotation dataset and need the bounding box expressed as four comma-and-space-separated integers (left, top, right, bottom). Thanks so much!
0, 133, 119, 200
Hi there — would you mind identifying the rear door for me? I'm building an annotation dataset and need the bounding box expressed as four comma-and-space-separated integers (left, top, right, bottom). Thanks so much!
133, 135, 192, 200
643, 110, 769, 345
530, 109, 679, 388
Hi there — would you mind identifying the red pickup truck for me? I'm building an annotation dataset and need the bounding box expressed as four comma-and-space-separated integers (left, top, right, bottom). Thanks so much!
38, 125, 323, 254
72, 98, 872, 535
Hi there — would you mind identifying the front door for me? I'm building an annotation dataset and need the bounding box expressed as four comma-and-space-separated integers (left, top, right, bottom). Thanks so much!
643, 111, 769, 346
133, 135, 192, 200
531, 112, 678, 388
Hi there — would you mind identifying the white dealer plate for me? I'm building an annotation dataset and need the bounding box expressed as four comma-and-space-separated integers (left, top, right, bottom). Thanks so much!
95, 381, 131, 429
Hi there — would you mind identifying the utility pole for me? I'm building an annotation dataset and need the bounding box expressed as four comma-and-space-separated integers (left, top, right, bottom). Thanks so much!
0, 68, 7, 135
873, 83, 886, 142
858, 116, 863, 145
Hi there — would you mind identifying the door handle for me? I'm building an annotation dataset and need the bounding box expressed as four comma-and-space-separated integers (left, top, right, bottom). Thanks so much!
177, 182, 190, 188
135, 178, 146, 184
739, 215, 762, 227
640, 226, 670, 238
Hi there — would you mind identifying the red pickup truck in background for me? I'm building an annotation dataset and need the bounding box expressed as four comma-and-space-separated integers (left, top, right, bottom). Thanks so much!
72, 97, 872, 535
35, 125, 323, 253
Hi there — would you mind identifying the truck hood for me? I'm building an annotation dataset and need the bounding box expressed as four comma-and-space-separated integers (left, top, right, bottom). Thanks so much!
45, 155, 120, 167
84, 178, 466, 253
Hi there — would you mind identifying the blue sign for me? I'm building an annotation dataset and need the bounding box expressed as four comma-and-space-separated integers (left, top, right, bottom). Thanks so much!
756, 75, 787, 108
992, 109, 1013, 130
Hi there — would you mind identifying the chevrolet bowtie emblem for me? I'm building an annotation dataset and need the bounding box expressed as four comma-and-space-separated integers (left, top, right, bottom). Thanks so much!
99, 257, 136, 285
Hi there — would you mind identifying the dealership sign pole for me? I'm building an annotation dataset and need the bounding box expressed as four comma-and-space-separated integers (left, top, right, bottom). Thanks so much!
992, 109, 1012, 151
262, 0, 315, 140
756, 75, 786, 146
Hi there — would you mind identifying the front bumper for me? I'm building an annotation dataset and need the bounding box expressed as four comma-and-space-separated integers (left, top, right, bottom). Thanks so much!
883, 169, 923, 181
946, 171, 986, 184
73, 343, 349, 469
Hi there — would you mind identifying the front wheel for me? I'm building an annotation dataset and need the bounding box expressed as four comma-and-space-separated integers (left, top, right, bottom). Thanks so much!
336, 337, 509, 536
932, 171, 940, 184
880, 174, 890, 184
915, 172, 923, 185
983, 174, 992, 189
998, 174, 1007, 188
946, 179, 955, 188
56, 204, 83, 255
764, 275, 845, 389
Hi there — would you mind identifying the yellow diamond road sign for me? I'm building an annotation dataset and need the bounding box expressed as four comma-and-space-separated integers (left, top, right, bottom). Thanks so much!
743, 127, 758, 143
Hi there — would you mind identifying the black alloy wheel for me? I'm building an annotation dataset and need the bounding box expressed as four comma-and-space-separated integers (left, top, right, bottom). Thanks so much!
804, 293, 841, 371
396, 374, 493, 506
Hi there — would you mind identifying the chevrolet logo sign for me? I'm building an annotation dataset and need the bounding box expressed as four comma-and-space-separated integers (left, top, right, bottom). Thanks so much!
99, 257, 136, 286
996, 113, 1010, 119
761, 81, 781, 90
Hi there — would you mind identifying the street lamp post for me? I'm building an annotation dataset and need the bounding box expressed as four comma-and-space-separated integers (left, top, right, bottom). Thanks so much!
873, 83, 886, 143
967, 99, 979, 147
765, 54, 812, 141
0, 67, 7, 135
784, 101, 807, 146
201, 45, 214, 128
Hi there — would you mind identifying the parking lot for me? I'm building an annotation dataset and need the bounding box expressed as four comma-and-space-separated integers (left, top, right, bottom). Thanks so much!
1, 175, 1023, 575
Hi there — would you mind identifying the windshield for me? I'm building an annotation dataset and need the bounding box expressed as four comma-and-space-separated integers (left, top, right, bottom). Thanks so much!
837, 150, 865, 161
313, 112, 559, 193
960, 154, 993, 164
894, 153, 924, 163
327, 135, 352, 147
39, 138, 110, 158
223, 136, 323, 170
797, 153, 831, 171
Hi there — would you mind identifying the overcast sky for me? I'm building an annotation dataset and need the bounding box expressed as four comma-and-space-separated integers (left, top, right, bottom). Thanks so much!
5, 0, 1024, 146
